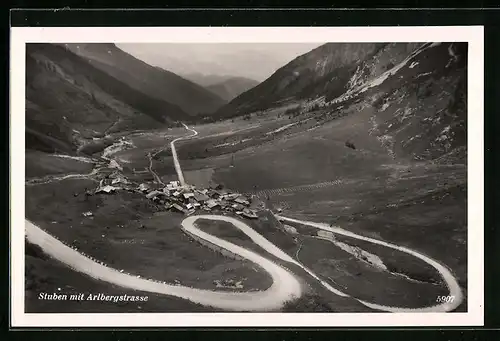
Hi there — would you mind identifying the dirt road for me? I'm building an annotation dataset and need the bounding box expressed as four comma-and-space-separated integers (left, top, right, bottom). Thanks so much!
170, 123, 198, 186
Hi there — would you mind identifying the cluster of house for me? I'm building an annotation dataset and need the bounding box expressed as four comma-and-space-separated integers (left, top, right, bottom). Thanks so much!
93, 170, 134, 194
90, 169, 261, 219
137, 180, 260, 219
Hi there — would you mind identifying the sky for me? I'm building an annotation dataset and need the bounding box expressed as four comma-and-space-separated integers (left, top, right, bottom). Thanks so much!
117, 43, 323, 81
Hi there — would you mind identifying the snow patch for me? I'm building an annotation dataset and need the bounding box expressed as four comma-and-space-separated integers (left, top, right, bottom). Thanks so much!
52, 154, 94, 163
377, 135, 396, 159
429, 42, 443, 48
396, 107, 414, 123
446, 43, 459, 68
416, 72, 432, 79
436, 126, 452, 142
328, 42, 444, 105
214, 142, 235, 148
347, 65, 365, 89
436, 134, 448, 142
266, 122, 298, 135
368, 116, 379, 136
441, 125, 451, 134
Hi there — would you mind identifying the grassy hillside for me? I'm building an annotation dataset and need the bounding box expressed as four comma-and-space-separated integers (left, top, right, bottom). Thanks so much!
26, 43, 189, 153
213, 42, 467, 163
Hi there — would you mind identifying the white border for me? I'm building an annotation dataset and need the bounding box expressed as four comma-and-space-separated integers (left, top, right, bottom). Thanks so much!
10, 26, 484, 327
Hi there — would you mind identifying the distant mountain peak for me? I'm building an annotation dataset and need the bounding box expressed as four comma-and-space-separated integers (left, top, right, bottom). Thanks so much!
65, 43, 227, 116
205, 77, 260, 102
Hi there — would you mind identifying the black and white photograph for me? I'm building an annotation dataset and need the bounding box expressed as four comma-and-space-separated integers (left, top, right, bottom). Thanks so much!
11, 27, 484, 327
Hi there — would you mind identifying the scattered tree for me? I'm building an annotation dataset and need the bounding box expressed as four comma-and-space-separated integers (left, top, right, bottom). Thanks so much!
345, 140, 356, 150
309, 104, 320, 112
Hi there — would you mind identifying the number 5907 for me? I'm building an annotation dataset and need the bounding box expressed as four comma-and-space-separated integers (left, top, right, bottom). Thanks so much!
436, 295, 455, 303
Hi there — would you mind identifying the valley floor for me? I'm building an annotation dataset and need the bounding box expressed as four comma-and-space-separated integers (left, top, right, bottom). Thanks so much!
24, 104, 467, 313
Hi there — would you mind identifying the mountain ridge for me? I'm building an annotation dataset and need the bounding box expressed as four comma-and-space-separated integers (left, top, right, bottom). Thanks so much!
214, 43, 391, 117
213, 42, 467, 163
205, 77, 260, 101
26, 43, 189, 154
64, 43, 227, 116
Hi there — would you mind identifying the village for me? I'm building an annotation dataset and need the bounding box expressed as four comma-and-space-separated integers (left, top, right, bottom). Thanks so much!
87, 159, 263, 219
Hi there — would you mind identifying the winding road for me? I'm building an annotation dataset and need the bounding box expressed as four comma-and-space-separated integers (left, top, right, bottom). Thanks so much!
276, 216, 463, 312
25, 216, 302, 311
24, 123, 464, 312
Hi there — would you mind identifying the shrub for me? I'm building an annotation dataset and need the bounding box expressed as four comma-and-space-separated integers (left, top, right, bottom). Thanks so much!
309, 104, 320, 112
345, 141, 356, 150
417, 83, 433, 99
372, 96, 385, 110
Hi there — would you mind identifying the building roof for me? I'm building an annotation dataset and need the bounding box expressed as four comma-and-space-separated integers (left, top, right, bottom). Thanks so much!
206, 199, 220, 208
242, 208, 258, 219
234, 197, 249, 205
111, 177, 129, 185
232, 203, 245, 211
138, 183, 150, 192
194, 192, 210, 202
146, 190, 163, 199
172, 204, 184, 212
96, 185, 118, 194
225, 193, 240, 200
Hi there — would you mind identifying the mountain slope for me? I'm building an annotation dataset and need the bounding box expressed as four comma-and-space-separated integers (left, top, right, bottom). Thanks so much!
206, 77, 260, 101
215, 43, 389, 117
26, 43, 188, 153
64, 44, 227, 115
215, 42, 467, 162
346, 42, 467, 162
